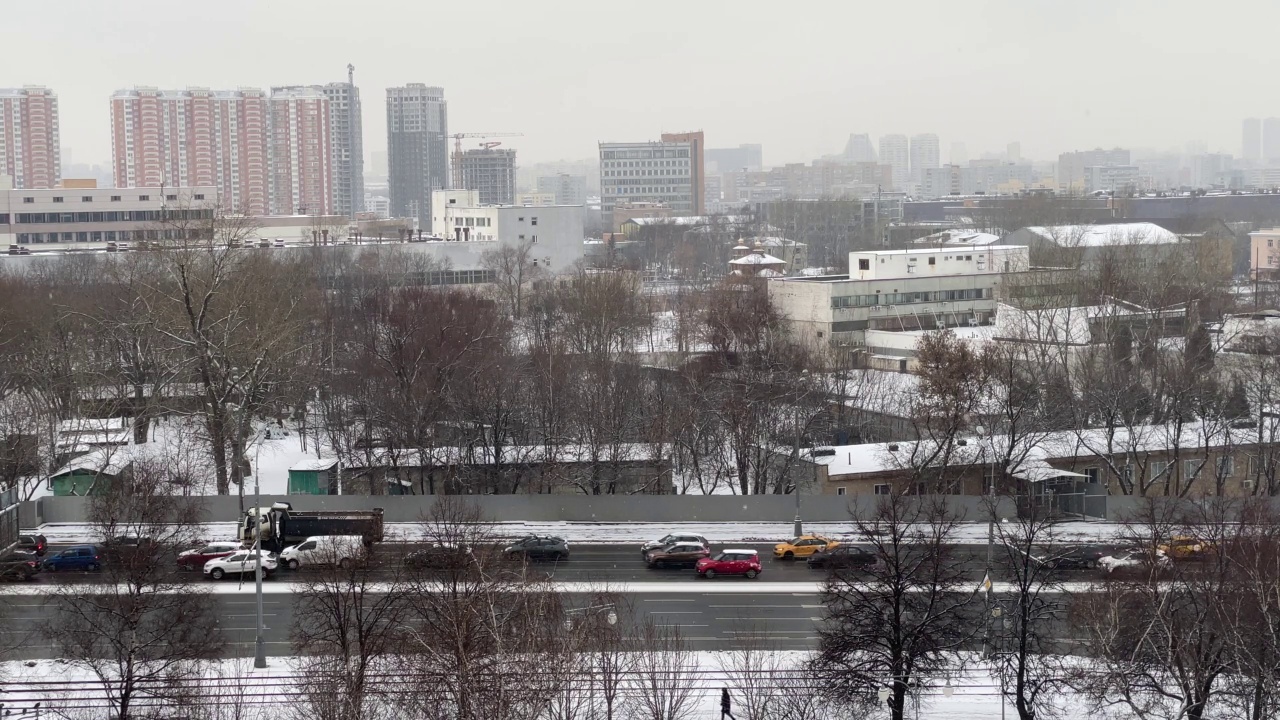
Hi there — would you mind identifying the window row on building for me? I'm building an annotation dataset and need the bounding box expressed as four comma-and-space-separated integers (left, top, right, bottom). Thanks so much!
16, 227, 212, 244
19, 193, 200, 204
600, 149, 690, 160
830, 287, 990, 309
13, 208, 215, 225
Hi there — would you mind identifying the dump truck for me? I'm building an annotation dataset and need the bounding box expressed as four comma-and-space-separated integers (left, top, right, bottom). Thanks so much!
240, 502, 384, 554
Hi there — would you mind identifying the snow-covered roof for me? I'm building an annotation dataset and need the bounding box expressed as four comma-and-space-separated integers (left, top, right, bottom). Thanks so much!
801, 421, 1270, 480
994, 301, 1183, 347
59, 418, 128, 434
732, 244, 751, 251
355, 443, 669, 469
289, 458, 339, 472
753, 236, 804, 248
729, 252, 786, 266
626, 215, 752, 227
914, 230, 1001, 246
757, 268, 785, 278
1021, 222, 1181, 247
51, 448, 132, 478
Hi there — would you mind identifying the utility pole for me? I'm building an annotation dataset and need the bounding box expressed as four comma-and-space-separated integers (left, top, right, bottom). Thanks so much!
253, 427, 267, 669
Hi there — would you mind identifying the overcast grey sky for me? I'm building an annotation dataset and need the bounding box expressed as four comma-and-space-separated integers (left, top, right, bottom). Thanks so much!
5, 0, 1270, 167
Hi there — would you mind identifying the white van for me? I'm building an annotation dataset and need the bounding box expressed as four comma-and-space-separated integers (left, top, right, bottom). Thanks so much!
278, 535, 366, 570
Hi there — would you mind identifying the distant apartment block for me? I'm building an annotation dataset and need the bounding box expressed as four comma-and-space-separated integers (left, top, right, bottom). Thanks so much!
516, 192, 557, 207
460, 147, 516, 205
268, 87, 332, 215
1266, 118, 1280, 163
536, 173, 587, 206
599, 136, 700, 221
0, 87, 60, 189
909, 134, 940, 184
661, 131, 705, 214
843, 134, 876, 163
1057, 148, 1130, 191
1084, 164, 1140, 194
706, 143, 763, 173
386, 84, 448, 227
878, 134, 909, 189
110, 87, 269, 215
275, 80, 364, 218
1243, 118, 1263, 163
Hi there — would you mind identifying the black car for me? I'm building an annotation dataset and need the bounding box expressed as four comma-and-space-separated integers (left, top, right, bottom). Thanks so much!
807, 545, 878, 570
17, 534, 47, 556
404, 545, 473, 570
504, 536, 569, 561
0, 551, 41, 581
1040, 545, 1110, 571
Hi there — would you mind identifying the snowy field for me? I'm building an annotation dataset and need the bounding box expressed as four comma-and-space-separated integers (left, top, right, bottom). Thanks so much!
0, 653, 1095, 720
29, 519, 1129, 547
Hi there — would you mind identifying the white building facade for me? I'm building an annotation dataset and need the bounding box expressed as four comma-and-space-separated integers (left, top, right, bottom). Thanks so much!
599, 140, 695, 218
768, 244, 1030, 349
429, 189, 584, 273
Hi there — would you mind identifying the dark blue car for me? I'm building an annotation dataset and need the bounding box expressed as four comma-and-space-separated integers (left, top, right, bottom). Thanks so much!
42, 545, 102, 572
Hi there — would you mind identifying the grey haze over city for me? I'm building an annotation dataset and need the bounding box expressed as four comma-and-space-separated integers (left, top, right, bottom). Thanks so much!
6, 0, 1274, 167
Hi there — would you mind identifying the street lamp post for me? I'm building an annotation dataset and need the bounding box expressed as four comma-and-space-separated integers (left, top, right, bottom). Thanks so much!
253, 427, 267, 669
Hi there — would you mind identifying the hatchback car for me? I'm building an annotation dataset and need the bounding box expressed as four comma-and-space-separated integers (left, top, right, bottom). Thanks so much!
640, 534, 708, 556
696, 549, 762, 579
42, 545, 102, 572
504, 536, 569, 561
17, 534, 47, 556
645, 543, 711, 569
774, 535, 840, 560
177, 541, 246, 571
807, 545, 877, 570
1099, 549, 1170, 575
204, 552, 278, 580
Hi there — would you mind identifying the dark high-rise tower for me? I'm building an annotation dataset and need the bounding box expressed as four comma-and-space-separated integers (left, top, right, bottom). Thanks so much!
386, 84, 448, 227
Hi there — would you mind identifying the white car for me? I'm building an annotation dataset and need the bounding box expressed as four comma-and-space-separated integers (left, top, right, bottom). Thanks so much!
278, 535, 366, 570
640, 534, 708, 556
204, 552, 278, 580
1098, 549, 1169, 574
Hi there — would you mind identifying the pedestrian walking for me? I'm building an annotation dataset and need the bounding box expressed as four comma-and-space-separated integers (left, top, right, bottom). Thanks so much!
721, 687, 736, 720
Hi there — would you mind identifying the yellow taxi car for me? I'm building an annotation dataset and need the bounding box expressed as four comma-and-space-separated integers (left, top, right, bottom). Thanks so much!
774, 535, 841, 560
1156, 536, 1215, 559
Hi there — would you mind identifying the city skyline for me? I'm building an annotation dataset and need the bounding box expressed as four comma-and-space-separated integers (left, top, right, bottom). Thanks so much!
7, 0, 1275, 173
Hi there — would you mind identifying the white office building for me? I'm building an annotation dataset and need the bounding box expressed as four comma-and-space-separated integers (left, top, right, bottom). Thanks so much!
429, 189, 584, 273
909, 133, 940, 184
768, 244, 1030, 352
599, 140, 696, 218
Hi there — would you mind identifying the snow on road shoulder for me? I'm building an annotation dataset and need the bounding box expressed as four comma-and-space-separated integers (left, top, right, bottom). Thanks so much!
29, 519, 1128, 547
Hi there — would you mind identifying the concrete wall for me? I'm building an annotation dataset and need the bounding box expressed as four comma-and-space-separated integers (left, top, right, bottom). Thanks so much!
23, 493, 1014, 528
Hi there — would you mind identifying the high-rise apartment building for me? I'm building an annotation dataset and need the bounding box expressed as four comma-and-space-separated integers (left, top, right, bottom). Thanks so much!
386, 84, 448, 226
0, 87, 60, 189
111, 87, 269, 214
660, 131, 705, 213
599, 138, 698, 220
274, 78, 364, 218
1264, 118, 1280, 163
536, 173, 587, 205
843, 134, 876, 164
460, 147, 516, 205
1057, 148, 1130, 191
1243, 118, 1263, 163
320, 76, 362, 218
878, 134, 909, 189
268, 87, 332, 215
909, 133, 940, 184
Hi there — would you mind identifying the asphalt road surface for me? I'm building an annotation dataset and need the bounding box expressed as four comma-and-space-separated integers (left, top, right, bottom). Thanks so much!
25, 541, 1118, 587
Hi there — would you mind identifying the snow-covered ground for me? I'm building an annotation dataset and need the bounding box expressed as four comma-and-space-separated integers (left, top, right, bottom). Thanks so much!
29, 519, 1129, 547
0, 653, 1095, 720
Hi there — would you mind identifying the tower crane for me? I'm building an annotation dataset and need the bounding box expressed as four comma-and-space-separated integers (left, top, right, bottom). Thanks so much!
451, 132, 522, 188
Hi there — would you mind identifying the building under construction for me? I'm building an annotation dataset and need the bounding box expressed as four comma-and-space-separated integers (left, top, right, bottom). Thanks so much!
461, 147, 517, 206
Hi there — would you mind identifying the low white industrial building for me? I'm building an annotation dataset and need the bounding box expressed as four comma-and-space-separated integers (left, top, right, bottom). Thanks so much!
768, 244, 1030, 351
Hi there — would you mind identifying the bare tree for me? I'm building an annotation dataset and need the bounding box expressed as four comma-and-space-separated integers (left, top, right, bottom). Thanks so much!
289, 535, 411, 720
812, 494, 974, 720
42, 461, 223, 720
627, 620, 700, 720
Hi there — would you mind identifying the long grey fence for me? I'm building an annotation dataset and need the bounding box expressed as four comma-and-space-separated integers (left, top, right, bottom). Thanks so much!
23, 494, 1016, 528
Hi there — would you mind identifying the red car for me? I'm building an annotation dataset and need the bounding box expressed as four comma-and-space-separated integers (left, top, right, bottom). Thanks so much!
696, 549, 762, 579
177, 541, 247, 572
